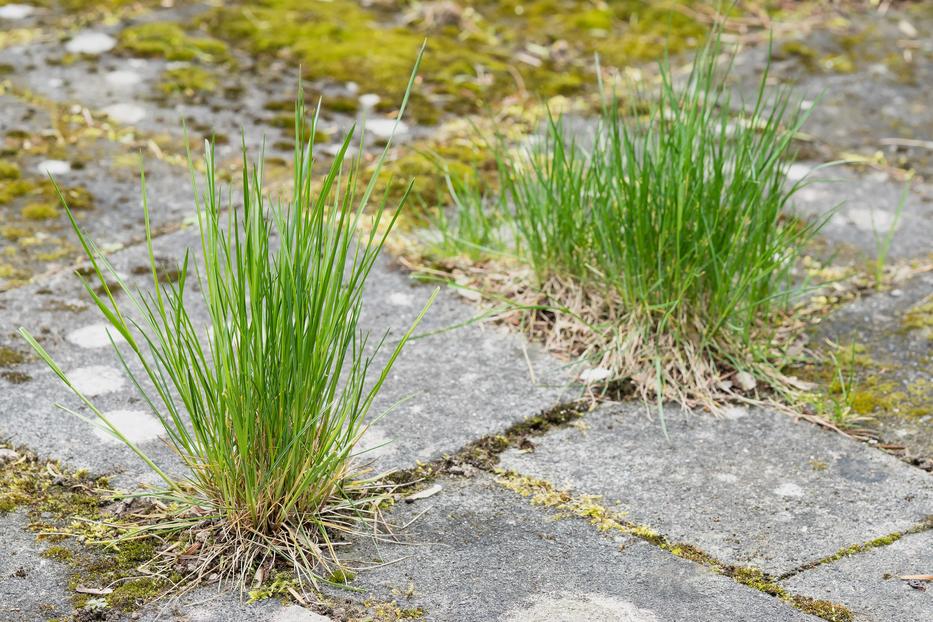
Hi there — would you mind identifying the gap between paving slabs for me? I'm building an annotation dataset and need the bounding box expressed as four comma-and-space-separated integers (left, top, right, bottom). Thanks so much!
0, 213, 573, 618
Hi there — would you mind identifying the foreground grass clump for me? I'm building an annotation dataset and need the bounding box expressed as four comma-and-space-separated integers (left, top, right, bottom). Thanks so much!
20, 60, 434, 592
432, 33, 822, 409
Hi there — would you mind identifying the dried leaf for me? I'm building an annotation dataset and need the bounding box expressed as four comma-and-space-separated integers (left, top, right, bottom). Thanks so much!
404, 484, 442, 502
75, 586, 113, 595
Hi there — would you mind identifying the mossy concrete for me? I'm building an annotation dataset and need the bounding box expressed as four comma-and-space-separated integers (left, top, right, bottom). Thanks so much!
338, 474, 819, 621
782, 529, 933, 622
499, 404, 933, 577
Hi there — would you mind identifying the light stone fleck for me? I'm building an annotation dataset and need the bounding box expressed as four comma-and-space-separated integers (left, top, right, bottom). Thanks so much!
503, 593, 659, 622
94, 410, 162, 445
36, 160, 70, 176
66, 323, 126, 349
365, 118, 408, 140
0, 4, 35, 20
67, 365, 125, 397
773, 482, 804, 498
102, 102, 146, 124
64, 32, 116, 55
105, 70, 143, 87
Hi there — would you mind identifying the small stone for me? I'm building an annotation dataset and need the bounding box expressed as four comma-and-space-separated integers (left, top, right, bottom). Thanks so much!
94, 410, 163, 445
365, 118, 409, 141
102, 102, 146, 124
358, 93, 381, 109
67, 323, 125, 349
36, 160, 70, 176
67, 365, 126, 396
104, 70, 142, 87
0, 448, 20, 464
0, 4, 34, 20
734, 371, 757, 392
65, 32, 116, 55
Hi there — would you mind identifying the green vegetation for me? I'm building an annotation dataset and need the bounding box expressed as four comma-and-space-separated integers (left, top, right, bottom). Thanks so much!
20, 56, 436, 593
198, 0, 715, 122
119, 22, 230, 63
427, 30, 822, 409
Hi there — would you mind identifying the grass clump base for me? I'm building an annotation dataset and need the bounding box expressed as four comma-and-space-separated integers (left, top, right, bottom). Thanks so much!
19, 55, 434, 599
425, 28, 822, 411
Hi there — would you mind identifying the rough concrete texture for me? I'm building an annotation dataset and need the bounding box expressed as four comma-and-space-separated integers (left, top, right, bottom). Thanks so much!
0, 224, 570, 484
0, 512, 71, 621
339, 474, 819, 622
782, 529, 933, 622
1, 1, 931, 620
810, 271, 933, 463
732, 6, 933, 177
788, 163, 933, 261
500, 404, 933, 577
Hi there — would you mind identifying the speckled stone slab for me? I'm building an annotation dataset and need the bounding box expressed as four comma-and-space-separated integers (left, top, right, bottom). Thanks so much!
782, 529, 933, 622
499, 404, 933, 577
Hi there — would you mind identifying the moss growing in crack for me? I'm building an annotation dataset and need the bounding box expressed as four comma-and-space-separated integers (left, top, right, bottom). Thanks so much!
0, 160, 21, 180
119, 22, 230, 63
41, 545, 74, 563
0, 178, 35, 204
0, 345, 27, 367
21, 202, 60, 221
368, 600, 426, 621
159, 65, 219, 97
247, 572, 299, 602
902, 295, 933, 333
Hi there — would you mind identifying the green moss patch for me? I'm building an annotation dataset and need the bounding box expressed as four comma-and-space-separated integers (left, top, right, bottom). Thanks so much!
119, 22, 230, 63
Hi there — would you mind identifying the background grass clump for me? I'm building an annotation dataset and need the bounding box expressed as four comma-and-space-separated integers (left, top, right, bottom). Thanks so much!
429, 32, 822, 409
20, 56, 435, 592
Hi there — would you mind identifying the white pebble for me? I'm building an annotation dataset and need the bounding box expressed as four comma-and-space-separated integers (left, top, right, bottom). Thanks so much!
358, 93, 380, 109
67, 365, 125, 396
365, 118, 408, 140
102, 102, 146, 124
37, 159, 70, 176
94, 410, 162, 445
0, 4, 35, 20
105, 70, 142, 87
65, 32, 116, 55
388, 292, 412, 306
66, 323, 125, 349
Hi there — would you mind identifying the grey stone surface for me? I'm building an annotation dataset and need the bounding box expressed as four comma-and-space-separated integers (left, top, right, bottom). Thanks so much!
340, 474, 819, 621
782, 529, 933, 622
0, 511, 71, 621
0, 224, 571, 485
788, 163, 933, 261
732, 6, 933, 177
500, 404, 933, 576
811, 271, 933, 462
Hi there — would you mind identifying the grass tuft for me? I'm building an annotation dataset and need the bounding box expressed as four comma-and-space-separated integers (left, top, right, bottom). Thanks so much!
20, 52, 435, 594
428, 28, 824, 411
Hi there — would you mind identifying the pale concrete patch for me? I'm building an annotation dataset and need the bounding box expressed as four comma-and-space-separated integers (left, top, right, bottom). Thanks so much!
94, 410, 162, 445
66, 365, 125, 396
503, 593, 659, 622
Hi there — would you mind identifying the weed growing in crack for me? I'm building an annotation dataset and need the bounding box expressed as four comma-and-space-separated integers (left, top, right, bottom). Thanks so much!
426, 27, 826, 411
20, 52, 436, 594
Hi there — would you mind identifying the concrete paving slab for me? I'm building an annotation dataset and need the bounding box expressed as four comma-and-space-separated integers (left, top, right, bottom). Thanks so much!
339, 474, 819, 622
0, 511, 71, 622
807, 271, 933, 464
732, 6, 933, 177
788, 164, 933, 261
782, 529, 933, 622
499, 404, 933, 576
0, 225, 570, 484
